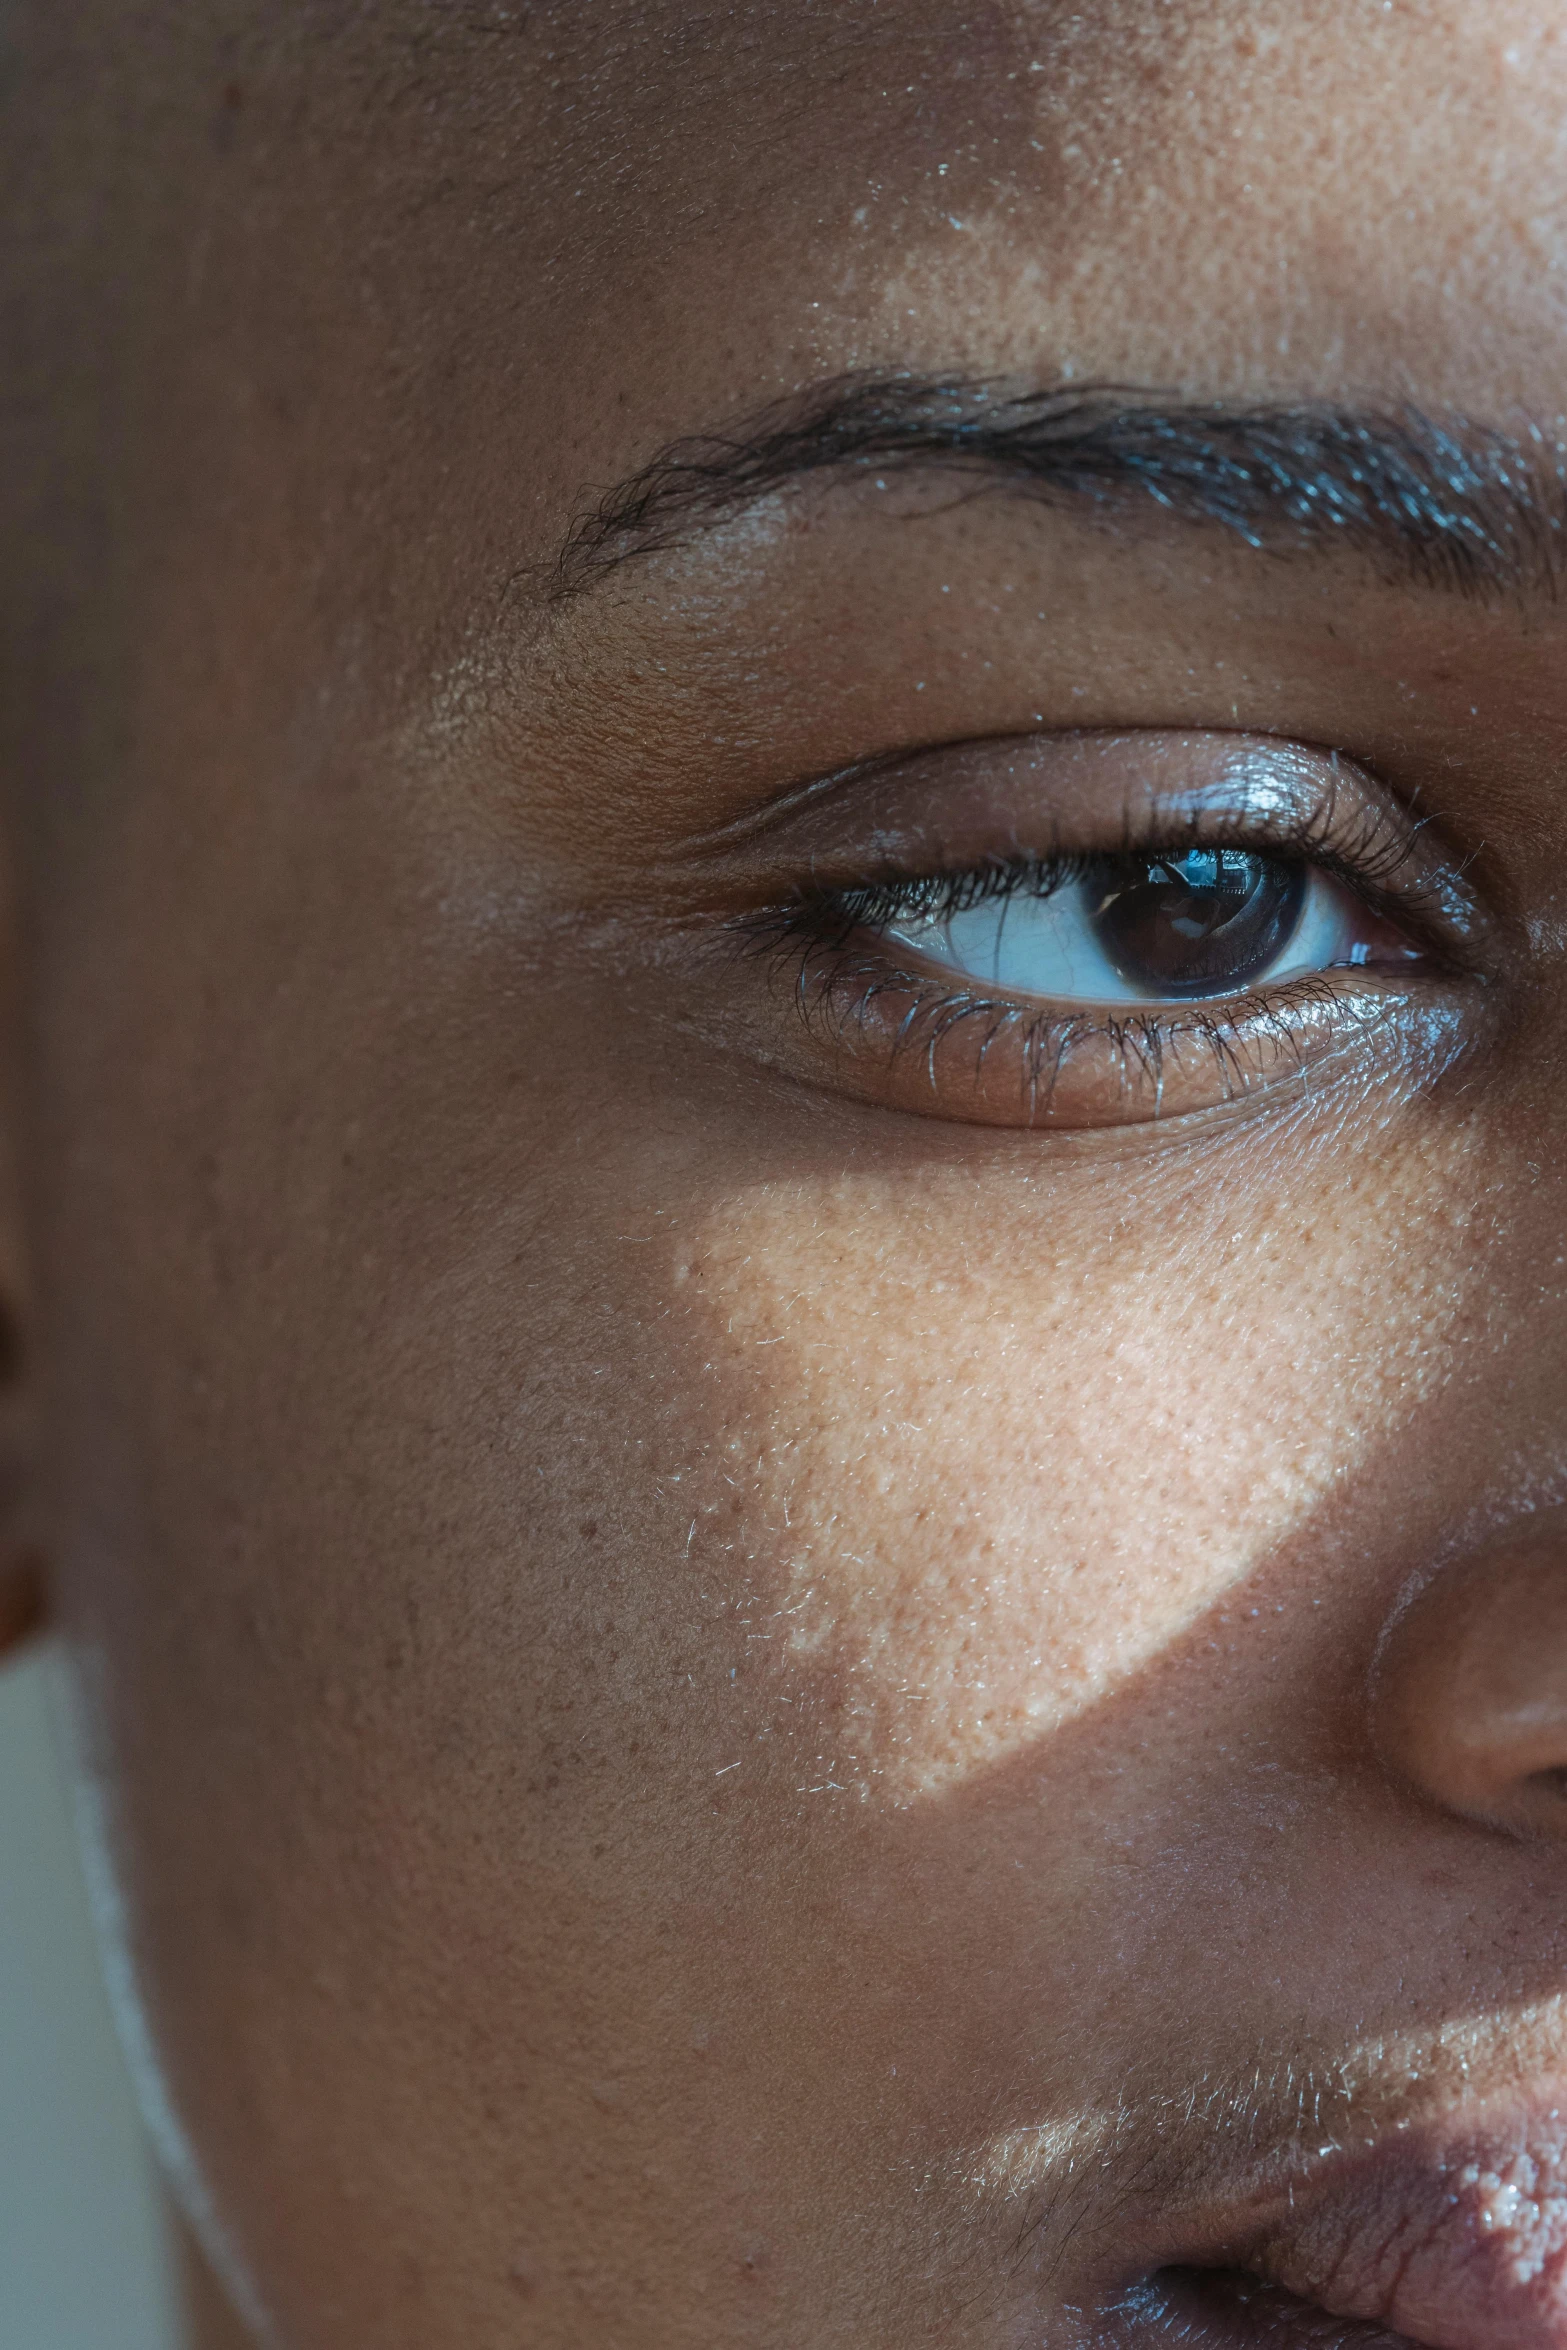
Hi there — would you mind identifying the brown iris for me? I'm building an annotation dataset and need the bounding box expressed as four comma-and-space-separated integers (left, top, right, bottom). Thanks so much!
1087, 849, 1305, 999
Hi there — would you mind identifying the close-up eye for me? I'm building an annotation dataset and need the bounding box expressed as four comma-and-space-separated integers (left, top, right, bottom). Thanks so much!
735, 734, 1481, 1131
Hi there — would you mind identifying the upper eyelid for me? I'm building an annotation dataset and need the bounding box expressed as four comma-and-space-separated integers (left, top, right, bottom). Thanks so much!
695, 727, 1445, 876
770, 791, 1479, 956
667, 725, 1325, 862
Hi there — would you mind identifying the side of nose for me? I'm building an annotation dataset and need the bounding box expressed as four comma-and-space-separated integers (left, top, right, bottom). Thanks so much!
1371, 1508, 1567, 1840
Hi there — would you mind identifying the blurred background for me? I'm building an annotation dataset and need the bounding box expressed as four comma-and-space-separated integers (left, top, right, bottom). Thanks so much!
1, 1640, 184, 2348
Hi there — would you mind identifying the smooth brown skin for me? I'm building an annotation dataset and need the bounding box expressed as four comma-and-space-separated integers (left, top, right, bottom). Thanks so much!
6, 3, 1567, 2345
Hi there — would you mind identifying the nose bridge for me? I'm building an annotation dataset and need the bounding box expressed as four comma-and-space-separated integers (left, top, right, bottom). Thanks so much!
1431, 1134, 1567, 1472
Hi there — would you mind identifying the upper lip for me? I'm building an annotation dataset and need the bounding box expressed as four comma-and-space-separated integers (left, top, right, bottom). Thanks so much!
1115, 2093, 1567, 2349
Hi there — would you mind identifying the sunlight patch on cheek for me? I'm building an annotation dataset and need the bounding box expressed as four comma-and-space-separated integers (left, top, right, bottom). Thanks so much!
676, 1166, 1423, 1808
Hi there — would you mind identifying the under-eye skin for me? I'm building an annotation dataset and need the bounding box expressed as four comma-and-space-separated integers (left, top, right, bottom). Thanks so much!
728, 731, 1486, 1130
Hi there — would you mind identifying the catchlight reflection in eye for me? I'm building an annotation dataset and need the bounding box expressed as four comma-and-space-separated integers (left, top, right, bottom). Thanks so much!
887, 849, 1410, 1006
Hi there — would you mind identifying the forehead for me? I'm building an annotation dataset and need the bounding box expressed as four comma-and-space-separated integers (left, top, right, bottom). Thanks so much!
31, 2, 1567, 431
347, 0, 1566, 368
166, 1, 1567, 525
11, 0, 1567, 822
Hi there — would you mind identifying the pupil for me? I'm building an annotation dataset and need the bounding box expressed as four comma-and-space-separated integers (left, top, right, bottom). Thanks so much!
1087, 848, 1304, 998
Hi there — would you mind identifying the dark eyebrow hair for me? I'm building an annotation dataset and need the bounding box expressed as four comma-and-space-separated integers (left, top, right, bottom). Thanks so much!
550, 373, 1567, 606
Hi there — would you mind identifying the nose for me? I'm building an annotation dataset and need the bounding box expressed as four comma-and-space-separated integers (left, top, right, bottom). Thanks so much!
1371, 1508, 1567, 1840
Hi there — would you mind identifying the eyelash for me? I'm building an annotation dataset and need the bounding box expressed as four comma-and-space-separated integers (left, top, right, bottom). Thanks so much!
753, 792, 1440, 951
733, 793, 1460, 1117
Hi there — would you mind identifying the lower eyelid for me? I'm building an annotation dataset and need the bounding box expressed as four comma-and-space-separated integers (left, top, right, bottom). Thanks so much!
804, 958, 1439, 1131
718, 875, 1483, 1131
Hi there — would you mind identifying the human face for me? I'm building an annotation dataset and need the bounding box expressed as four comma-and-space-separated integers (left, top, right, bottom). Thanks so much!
12, 2, 1567, 2344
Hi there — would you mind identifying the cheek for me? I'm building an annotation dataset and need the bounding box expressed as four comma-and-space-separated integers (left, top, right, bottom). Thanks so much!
658, 1117, 1487, 1805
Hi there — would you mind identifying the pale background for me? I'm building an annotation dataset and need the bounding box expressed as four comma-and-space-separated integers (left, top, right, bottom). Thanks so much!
0, 1641, 184, 2349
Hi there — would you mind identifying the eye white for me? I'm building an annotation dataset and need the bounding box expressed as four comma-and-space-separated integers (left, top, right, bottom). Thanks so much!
884, 866, 1378, 1007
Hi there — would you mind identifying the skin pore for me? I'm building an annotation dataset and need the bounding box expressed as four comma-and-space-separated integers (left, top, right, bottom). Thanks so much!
5, 1, 1567, 2344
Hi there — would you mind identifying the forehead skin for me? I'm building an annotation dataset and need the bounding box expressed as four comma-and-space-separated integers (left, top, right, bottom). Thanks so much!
9, 0, 1567, 787
8, 5, 1567, 2349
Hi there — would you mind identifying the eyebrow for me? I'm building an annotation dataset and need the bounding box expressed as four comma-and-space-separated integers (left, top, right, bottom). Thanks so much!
550, 373, 1567, 606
